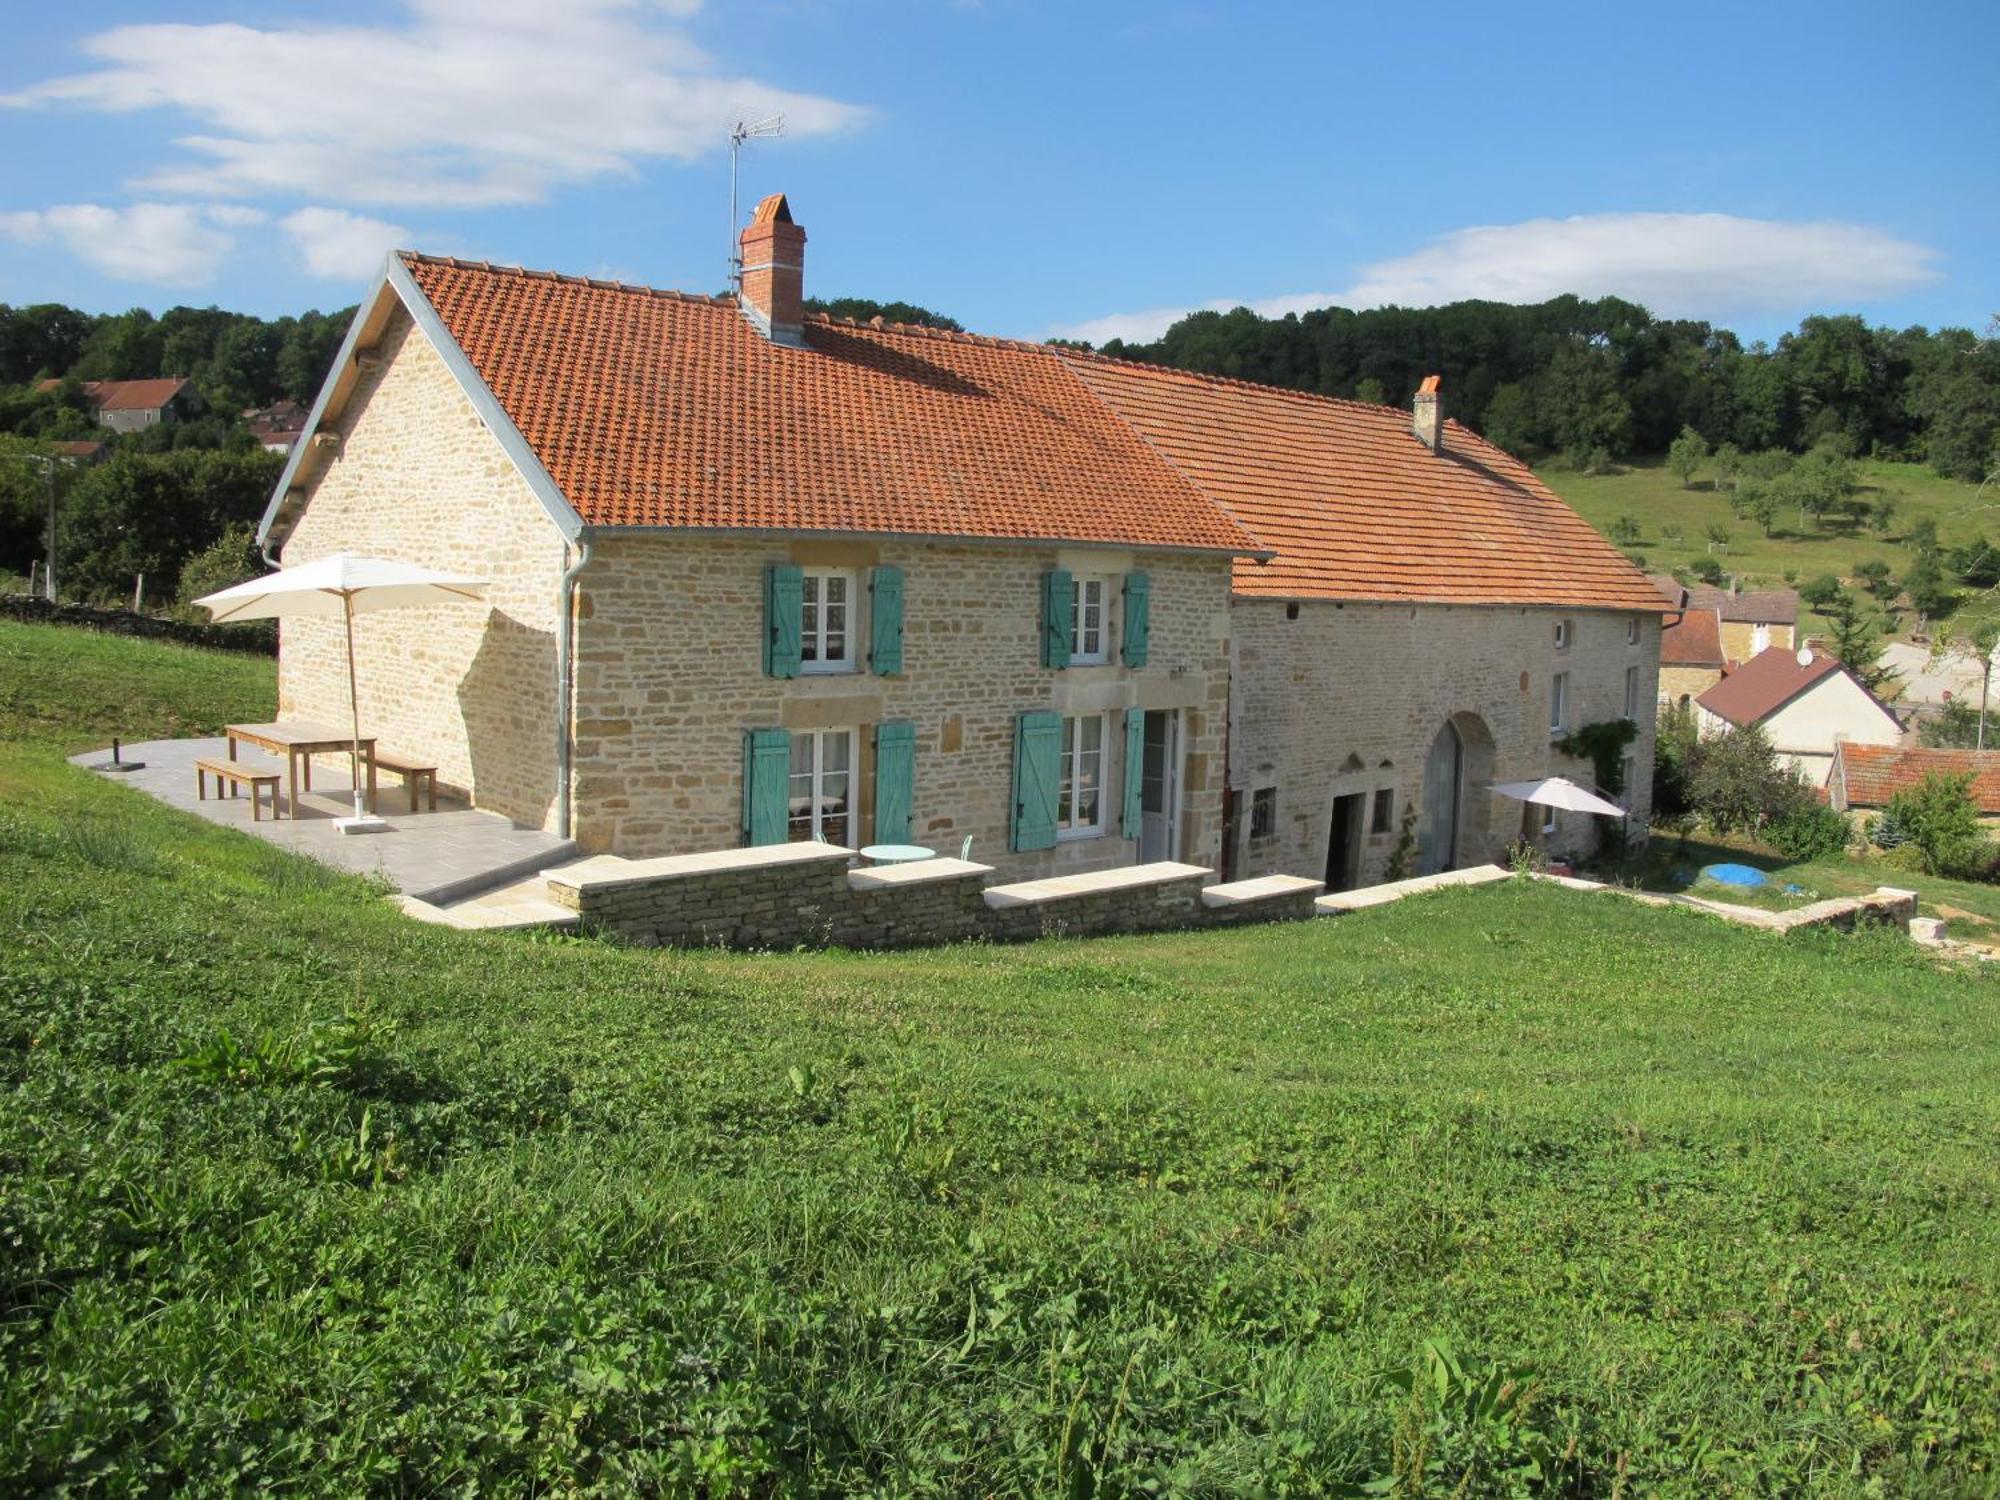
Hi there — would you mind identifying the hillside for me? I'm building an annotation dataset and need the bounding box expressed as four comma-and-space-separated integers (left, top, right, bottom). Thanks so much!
4, 621, 1999, 1492
1539, 457, 1994, 639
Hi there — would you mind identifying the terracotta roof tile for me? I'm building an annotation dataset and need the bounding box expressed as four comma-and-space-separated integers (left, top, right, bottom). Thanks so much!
1836, 743, 2000, 812
1059, 354, 1670, 609
1661, 606, 1725, 665
400, 255, 1260, 555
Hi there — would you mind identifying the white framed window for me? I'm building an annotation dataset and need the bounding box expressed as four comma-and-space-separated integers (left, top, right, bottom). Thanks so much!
787, 728, 855, 845
800, 569, 856, 673
1624, 664, 1640, 720
1550, 671, 1570, 735
1626, 617, 1640, 646
1071, 577, 1111, 665
1541, 805, 1558, 836
1057, 712, 1107, 837
1752, 623, 1771, 655
1554, 618, 1573, 652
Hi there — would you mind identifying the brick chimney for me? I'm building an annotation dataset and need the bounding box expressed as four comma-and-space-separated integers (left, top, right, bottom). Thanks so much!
738, 192, 806, 346
1413, 374, 1442, 451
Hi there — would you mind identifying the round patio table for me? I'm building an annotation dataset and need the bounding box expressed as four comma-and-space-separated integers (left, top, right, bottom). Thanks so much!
860, 843, 937, 865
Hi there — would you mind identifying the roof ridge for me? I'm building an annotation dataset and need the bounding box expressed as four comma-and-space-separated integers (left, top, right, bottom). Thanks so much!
800, 309, 1069, 358
396, 250, 737, 308
1054, 343, 1420, 421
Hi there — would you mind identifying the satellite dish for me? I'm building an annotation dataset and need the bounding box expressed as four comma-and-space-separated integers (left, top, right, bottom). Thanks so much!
1797, 647, 1814, 667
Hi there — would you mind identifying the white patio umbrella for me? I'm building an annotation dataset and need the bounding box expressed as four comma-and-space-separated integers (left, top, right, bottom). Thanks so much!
1489, 775, 1628, 820
194, 553, 488, 830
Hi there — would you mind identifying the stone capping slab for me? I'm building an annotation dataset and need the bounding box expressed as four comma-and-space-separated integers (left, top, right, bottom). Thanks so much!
983, 860, 1213, 910
546, 840, 853, 894
1201, 873, 1325, 908
1315, 864, 1511, 914
847, 856, 994, 892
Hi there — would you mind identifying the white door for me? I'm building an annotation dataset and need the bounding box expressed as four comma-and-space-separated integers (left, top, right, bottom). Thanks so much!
1139, 710, 1178, 862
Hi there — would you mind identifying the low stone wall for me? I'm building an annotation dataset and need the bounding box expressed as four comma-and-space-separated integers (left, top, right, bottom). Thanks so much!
544, 846, 1325, 951
1530, 872, 1919, 937
1, 595, 277, 654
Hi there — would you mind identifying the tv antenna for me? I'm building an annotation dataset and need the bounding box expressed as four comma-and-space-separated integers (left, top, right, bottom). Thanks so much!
728, 113, 785, 287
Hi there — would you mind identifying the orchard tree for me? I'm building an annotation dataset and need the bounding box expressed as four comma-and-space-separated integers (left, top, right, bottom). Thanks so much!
1667, 425, 1710, 487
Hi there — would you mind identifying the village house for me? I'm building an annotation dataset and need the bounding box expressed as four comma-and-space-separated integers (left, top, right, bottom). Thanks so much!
39, 375, 203, 432
1695, 645, 1903, 787
1656, 595, 1727, 707
259, 194, 1664, 885
1649, 576, 1799, 661
1828, 742, 2000, 831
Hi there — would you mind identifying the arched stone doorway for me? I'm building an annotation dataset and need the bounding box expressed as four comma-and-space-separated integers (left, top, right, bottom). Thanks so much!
1416, 713, 1496, 874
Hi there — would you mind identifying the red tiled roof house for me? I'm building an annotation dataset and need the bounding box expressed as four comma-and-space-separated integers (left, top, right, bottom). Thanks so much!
262, 195, 1667, 884
1829, 743, 2000, 829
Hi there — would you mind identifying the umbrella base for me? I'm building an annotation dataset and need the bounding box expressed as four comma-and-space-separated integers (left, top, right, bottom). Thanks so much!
334, 814, 391, 836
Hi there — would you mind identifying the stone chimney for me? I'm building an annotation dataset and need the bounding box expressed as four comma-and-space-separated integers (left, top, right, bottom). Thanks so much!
737, 192, 806, 346
1412, 374, 1442, 451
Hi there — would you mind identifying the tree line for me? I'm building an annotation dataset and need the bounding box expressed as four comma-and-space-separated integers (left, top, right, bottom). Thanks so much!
1096, 296, 2000, 481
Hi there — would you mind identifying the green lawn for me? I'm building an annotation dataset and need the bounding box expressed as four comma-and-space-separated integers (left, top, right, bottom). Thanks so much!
5, 621, 2000, 1494
1538, 458, 1991, 640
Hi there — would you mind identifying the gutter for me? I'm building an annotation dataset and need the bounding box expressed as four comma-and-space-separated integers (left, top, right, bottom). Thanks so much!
554, 536, 594, 839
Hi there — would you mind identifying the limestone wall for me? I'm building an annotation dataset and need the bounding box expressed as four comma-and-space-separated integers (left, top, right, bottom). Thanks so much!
544, 845, 1319, 950
278, 308, 569, 830
1229, 600, 1661, 883
569, 535, 1233, 881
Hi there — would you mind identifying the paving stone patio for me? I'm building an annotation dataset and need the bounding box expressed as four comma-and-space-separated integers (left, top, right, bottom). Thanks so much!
70, 737, 575, 903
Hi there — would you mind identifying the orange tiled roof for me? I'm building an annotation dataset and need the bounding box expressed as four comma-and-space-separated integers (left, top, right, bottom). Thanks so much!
1836, 743, 2000, 813
399, 255, 1260, 555
1661, 606, 1725, 666
1059, 353, 1670, 609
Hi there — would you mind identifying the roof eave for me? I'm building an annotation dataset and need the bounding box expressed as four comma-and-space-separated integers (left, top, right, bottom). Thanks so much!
577, 521, 1265, 559
258, 250, 585, 557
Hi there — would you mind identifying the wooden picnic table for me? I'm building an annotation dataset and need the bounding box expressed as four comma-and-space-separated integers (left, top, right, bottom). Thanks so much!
226, 721, 377, 818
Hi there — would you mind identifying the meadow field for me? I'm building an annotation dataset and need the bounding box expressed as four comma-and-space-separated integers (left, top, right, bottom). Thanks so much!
3, 621, 1998, 1494
1538, 458, 1993, 640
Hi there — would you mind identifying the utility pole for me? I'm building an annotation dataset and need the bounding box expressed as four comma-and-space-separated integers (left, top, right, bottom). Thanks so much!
43, 457, 58, 602
0, 452, 67, 602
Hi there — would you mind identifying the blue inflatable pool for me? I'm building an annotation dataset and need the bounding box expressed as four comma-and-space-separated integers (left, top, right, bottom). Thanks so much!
1700, 862, 1768, 888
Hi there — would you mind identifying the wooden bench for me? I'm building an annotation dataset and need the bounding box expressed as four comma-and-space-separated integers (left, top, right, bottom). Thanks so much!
372, 750, 439, 813
194, 757, 281, 821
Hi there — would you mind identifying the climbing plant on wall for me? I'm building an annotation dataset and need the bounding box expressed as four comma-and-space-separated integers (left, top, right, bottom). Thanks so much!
1555, 720, 1639, 797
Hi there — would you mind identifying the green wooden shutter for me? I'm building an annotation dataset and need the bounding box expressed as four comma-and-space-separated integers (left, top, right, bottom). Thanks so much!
1011, 711, 1062, 851
764, 564, 802, 678
1122, 708, 1146, 839
1121, 571, 1151, 667
873, 720, 916, 843
869, 565, 905, 676
1040, 569, 1073, 669
741, 727, 791, 845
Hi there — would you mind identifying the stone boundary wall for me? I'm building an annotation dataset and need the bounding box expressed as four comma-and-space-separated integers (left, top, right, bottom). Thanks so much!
543, 845, 1323, 950
1, 595, 276, 654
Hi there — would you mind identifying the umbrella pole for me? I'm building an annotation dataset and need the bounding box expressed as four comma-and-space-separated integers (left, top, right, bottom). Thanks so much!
343, 591, 365, 820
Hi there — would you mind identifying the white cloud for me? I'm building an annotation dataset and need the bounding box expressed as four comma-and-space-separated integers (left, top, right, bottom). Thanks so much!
282, 206, 409, 281
3, 1, 872, 209
1050, 212, 1942, 345
0, 202, 241, 285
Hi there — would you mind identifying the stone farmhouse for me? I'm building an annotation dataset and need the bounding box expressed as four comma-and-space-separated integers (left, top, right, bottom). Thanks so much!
259, 194, 1667, 887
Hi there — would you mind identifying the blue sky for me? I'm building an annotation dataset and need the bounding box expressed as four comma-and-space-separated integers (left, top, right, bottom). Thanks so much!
1, 0, 1995, 346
